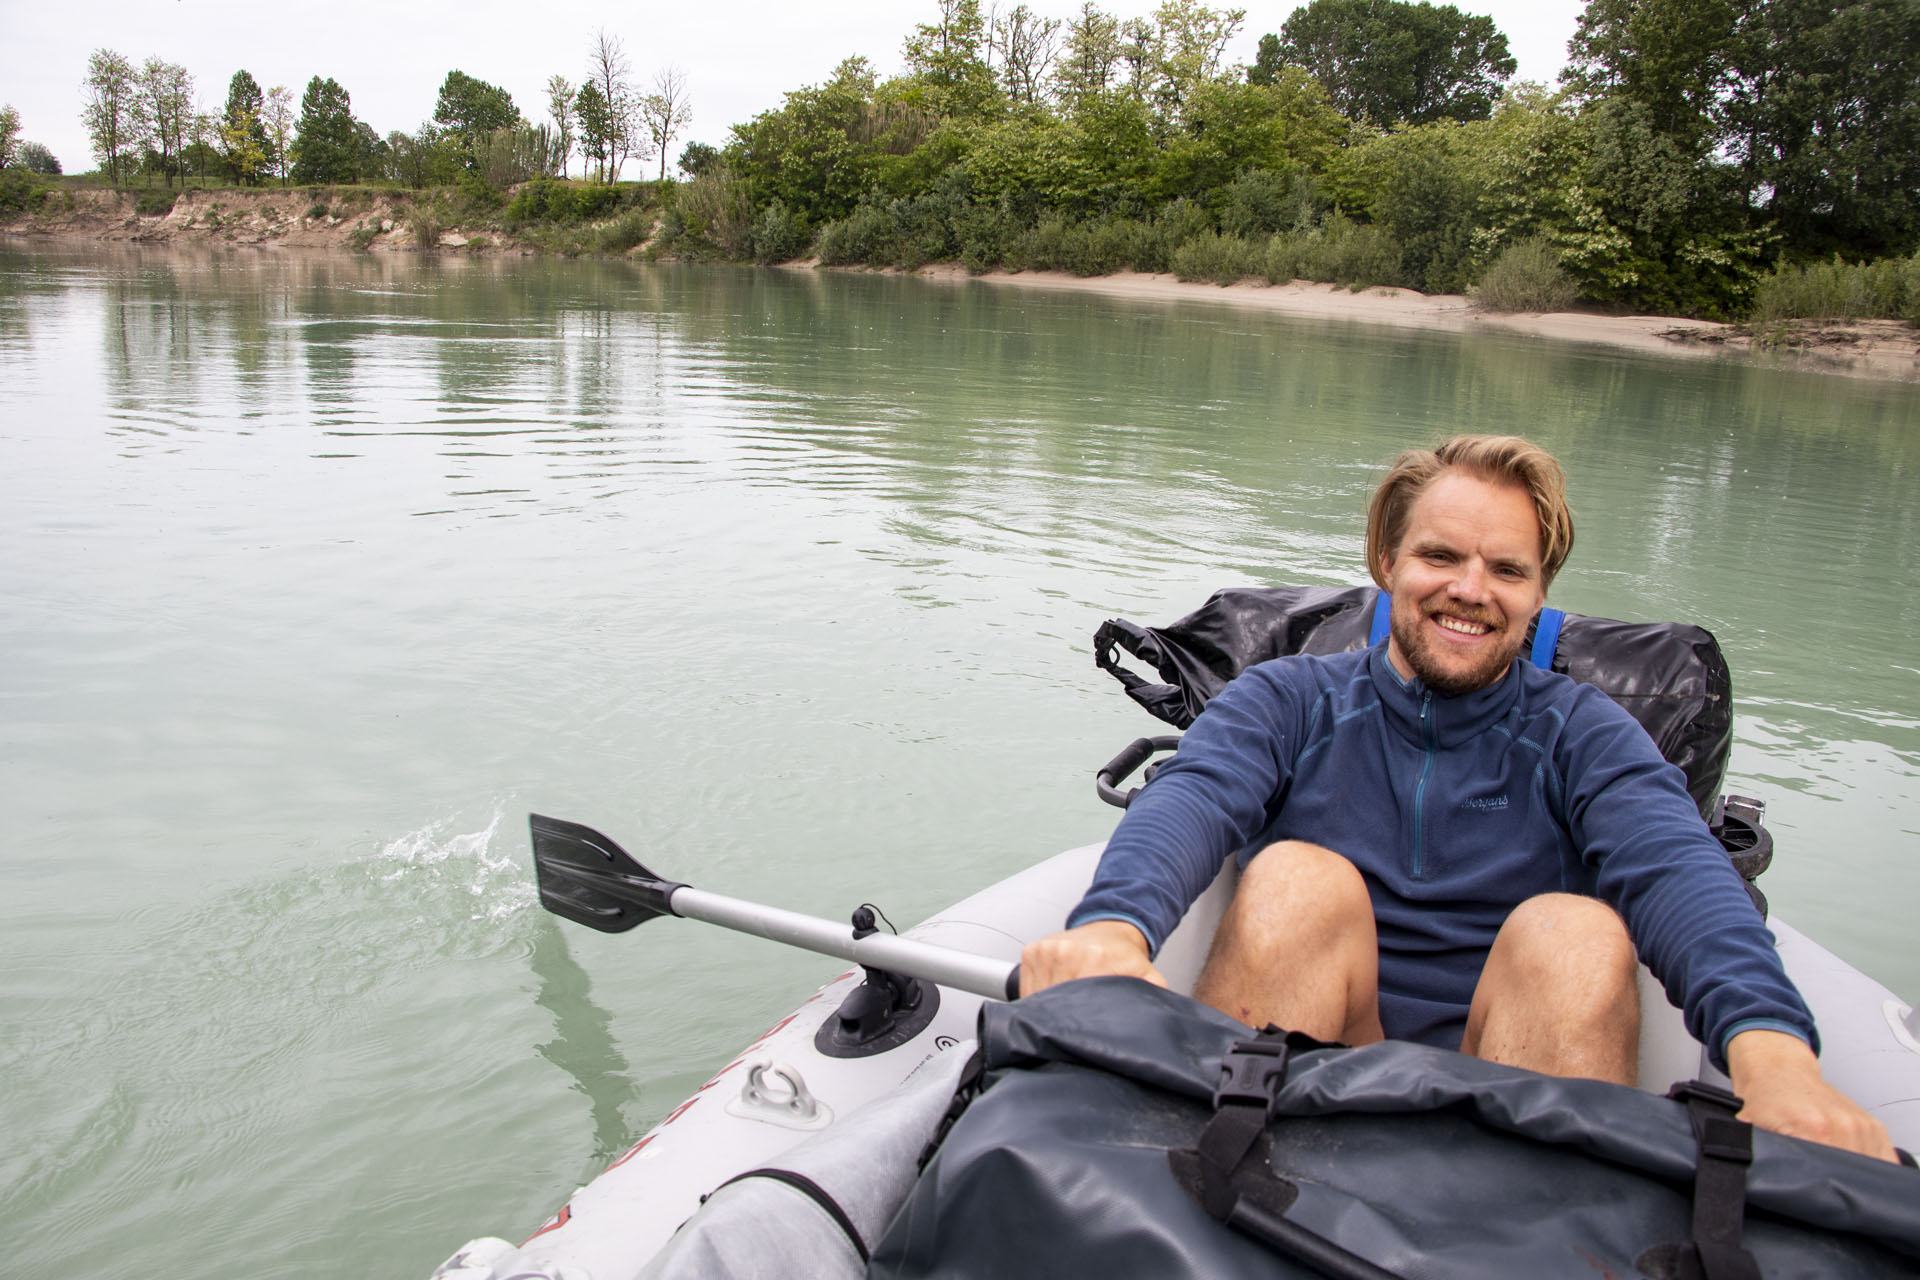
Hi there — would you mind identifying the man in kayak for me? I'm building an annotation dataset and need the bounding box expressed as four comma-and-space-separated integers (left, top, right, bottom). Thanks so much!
1021, 434, 1896, 1162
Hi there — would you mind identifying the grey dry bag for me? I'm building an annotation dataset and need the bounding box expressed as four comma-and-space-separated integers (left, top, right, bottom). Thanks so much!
870, 979, 1920, 1280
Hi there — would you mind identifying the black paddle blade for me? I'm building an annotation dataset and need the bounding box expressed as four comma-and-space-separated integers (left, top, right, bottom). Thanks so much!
529, 813, 685, 934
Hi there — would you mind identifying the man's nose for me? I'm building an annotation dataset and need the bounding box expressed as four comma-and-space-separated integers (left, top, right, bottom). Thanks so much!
1447, 561, 1490, 600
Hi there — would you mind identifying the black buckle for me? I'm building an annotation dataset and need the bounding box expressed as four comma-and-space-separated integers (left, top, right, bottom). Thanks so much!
1214, 1035, 1292, 1118
1668, 1080, 1753, 1164
1667, 1079, 1745, 1113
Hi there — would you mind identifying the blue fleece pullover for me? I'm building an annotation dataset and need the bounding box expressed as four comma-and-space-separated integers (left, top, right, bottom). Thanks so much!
1069, 645, 1816, 1068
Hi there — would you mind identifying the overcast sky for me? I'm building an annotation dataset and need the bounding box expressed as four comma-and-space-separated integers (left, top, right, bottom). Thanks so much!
3, 1, 1590, 178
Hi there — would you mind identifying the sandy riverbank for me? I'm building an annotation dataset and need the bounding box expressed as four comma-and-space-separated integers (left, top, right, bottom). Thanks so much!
9, 187, 1917, 382
916, 264, 1920, 383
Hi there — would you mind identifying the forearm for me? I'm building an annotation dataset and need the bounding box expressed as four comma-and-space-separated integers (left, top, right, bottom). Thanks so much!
1070, 670, 1295, 949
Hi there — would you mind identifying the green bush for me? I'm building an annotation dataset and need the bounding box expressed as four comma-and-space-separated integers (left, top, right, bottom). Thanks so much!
306, 200, 330, 219
0, 169, 56, 215
453, 168, 505, 214
665, 169, 749, 258
505, 178, 626, 226
137, 189, 179, 217
1265, 215, 1405, 290
751, 199, 805, 264
1471, 236, 1580, 313
592, 208, 655, 255
1219, 169, 1322, 239
346, 223, 379, 251
1172, 232, 1264, 285
1747, 255, 1914, 324
815, 203, 896, 266
1156, 198, 1214, 250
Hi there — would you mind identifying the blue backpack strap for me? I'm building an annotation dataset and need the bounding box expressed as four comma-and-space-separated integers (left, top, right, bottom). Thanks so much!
1369, 591, 1391, 646
1530, 607, 1566, 670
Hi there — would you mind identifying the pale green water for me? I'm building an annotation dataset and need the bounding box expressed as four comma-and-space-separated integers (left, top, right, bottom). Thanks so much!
1, 246, 1916, 1277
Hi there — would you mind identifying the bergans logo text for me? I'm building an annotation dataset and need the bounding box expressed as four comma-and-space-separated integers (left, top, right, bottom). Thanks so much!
1461, 796, 1509, 811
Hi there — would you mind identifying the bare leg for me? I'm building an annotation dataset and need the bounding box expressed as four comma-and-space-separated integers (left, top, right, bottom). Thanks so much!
1460, 894, 1639, 1084
1192, 841, 1384, 1045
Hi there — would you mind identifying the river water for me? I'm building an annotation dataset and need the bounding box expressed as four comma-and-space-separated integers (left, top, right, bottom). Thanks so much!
2, 245, 1916, 1277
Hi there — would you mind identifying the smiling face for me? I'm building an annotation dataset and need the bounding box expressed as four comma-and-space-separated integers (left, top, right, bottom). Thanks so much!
1378, 469, 1548, 696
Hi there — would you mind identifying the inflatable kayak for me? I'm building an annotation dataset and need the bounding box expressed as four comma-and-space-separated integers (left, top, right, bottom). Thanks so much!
432, 590, 1920, 1279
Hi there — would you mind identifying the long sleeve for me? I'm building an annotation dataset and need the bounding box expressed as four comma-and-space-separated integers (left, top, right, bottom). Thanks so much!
1068, 662, 1308, 952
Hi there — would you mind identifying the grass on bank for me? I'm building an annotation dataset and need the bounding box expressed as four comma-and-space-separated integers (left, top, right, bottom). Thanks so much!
1748, 254, 1920, 326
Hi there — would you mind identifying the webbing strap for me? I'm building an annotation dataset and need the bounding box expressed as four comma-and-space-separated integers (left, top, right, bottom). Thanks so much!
1667, 1081, 1763, 1280
1530, 607, 1567, 669
1171, 1029, 1404, 1280
1368, 594, 1567, 671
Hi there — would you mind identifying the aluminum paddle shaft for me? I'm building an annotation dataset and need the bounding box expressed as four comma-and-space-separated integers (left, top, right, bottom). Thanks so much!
528, 813, 1021, 1001
668, 886, 1019, 1001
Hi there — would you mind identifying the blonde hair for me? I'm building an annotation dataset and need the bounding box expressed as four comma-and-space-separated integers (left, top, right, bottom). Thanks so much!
1366, 435, 1575, 588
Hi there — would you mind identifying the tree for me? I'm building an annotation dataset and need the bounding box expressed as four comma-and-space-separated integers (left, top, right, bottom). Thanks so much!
639, 67, 692, 181
82, 48, 140, 185
574, 81, 614, 182
1564, 0, 1738, 143
1249, 33, 1284, 85
354, 119, 388, 179
901, 0, 1001, 120
18, 142, 61, 175
546, 75, 577, 178
1724, 0, 1920, 258
262, 85, 294, 185
586, 28, 639, 180
1054, 3, 1124, 105
679, 141, 720, 177
1276, 0, 1517, 125
725, 56, 885, 226
433, 70, 520, 161
988, 4, 1063, 104
222, 70, 269, 184
1150, 0, 1247, 121
0, 104, 19, 170
137, 58, 194, 188
290, 76, 360, 183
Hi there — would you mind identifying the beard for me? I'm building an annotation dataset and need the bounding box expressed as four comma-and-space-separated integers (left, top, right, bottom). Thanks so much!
1390, 598, 1531, 696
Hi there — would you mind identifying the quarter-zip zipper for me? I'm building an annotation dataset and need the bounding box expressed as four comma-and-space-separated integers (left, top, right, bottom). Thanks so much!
1412, 690, 1435, 878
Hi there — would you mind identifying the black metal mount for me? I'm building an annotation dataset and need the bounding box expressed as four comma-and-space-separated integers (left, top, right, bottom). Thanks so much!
813, 905, 941, 1059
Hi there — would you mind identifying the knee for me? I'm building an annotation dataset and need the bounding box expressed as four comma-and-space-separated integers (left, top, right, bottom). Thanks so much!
1237, 841, 1371, 913
1496, 894, 1636, 987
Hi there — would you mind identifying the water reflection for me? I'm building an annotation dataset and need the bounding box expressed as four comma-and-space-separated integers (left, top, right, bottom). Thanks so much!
529, 916, 639, 1164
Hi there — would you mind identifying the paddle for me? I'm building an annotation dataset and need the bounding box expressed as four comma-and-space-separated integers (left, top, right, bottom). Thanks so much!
530, 813, 1023, 1002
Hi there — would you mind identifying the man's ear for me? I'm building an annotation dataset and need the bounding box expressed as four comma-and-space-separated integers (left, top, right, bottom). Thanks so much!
1376, 549, 1396, 591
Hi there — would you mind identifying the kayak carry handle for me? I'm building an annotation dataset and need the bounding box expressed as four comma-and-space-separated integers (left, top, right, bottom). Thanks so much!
1097, 735, 1182, 809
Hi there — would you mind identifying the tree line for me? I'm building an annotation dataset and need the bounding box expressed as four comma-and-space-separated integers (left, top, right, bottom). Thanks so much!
66, 28, 690, 192
21, 0, 1920, 321
681, 0, 1918, 317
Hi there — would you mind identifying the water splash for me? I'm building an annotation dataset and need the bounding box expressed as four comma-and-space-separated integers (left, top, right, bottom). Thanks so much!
375, 806, 537, 923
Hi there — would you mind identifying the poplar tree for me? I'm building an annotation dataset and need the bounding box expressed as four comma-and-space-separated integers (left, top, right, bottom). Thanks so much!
82, 48, 139, 185
546, 76, 576, 178
138, 58, 195, 188
262, 85, 294, 184
639, 67, 692, 181
222, 70, 270, 184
